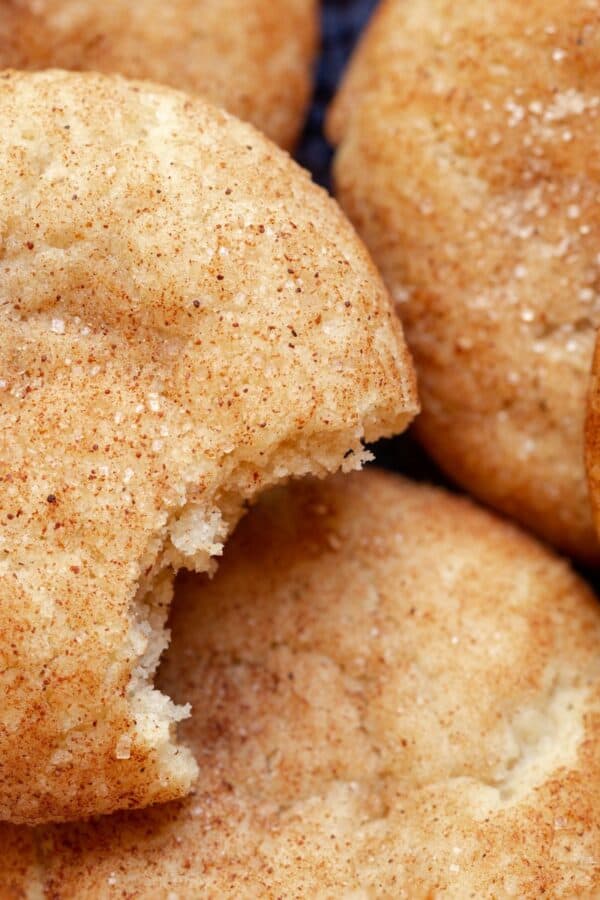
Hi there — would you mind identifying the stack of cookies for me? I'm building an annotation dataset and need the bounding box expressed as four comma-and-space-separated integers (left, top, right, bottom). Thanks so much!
0, 2, 599, 897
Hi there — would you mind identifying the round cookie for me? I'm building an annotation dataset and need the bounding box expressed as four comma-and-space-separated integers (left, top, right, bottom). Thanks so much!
16, 470, 600, 897
328, 0, 600, 562
0, 70, 417, 825
0, 0, 317, 148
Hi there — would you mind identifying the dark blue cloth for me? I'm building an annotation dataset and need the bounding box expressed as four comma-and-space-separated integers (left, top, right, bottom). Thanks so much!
295, 0, 379, 189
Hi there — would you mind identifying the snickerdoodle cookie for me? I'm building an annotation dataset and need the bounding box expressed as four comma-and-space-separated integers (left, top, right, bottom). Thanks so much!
9, 469, 599, 897
0, 70, 417, 825
329, 0, 600, 561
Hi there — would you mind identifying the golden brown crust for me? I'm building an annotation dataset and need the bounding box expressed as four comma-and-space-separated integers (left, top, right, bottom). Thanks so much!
328, 0, 600, 562
0, 826, 40, 899
0, 0, 317, 148
12, 470, 600, 898
0, 70, 417, 825
585, 333, 600, 540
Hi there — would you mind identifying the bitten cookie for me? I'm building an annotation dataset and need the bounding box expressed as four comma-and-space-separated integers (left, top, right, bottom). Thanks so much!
329, 0, 600, 562
0, 70, 417, 825
0, 0, 317, 147
8, 470, 600, 897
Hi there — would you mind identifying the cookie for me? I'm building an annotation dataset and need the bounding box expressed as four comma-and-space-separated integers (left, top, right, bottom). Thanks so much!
10, 470, 600, 897
328, 0, 600, 561
0, 0, 317, 147
585, 332, 600, 540
0, 70, 417, 825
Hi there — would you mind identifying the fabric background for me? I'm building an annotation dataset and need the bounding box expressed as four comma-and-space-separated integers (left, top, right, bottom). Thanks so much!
296, 0, 378, 188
